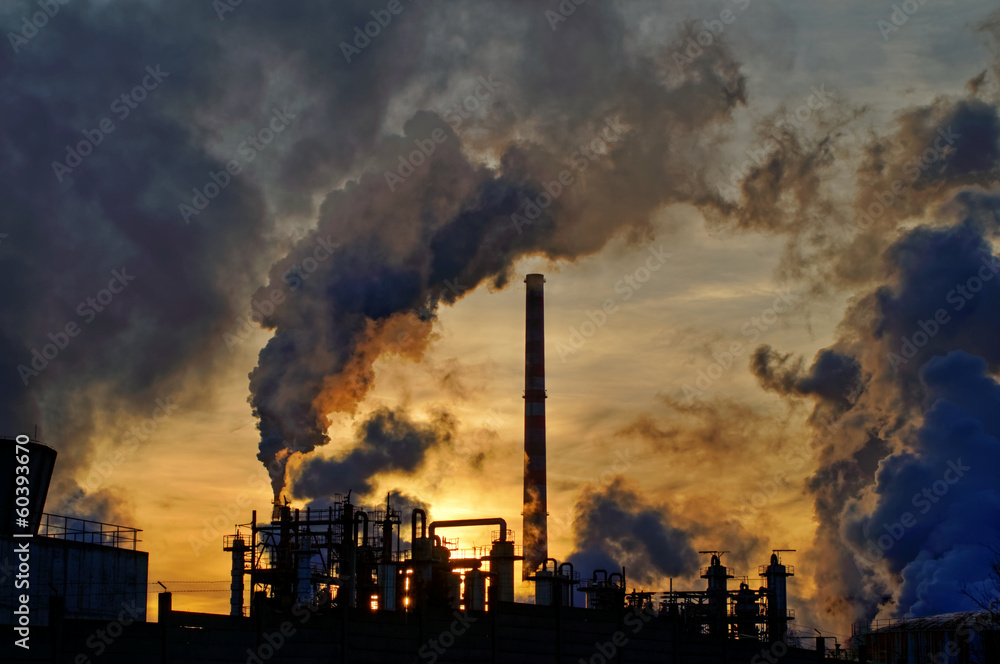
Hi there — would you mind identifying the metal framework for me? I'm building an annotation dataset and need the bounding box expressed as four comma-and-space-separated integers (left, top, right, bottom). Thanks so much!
37, 513, 141, 550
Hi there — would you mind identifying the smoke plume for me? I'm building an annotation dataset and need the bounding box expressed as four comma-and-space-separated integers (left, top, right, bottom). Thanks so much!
247, 4, 754, 498
291, 406, 455, 500
568, 478, 699, 586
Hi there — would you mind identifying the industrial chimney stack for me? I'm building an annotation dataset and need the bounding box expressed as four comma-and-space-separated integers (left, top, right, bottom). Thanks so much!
522, 274, 547, 579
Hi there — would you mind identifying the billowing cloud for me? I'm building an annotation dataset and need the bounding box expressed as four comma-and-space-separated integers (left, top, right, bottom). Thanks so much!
568, 478, 699, 586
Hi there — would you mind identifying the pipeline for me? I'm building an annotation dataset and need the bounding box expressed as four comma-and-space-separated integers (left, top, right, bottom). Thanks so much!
412, 508, 427, 542
428, 518, 508, 542
354, 512, 369, 547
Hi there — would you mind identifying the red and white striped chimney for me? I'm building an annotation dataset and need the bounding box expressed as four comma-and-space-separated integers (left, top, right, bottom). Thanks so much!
522, 274, 547, 579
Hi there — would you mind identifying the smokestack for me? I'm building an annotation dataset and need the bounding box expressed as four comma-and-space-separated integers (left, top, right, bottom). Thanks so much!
522, 274, 547, 579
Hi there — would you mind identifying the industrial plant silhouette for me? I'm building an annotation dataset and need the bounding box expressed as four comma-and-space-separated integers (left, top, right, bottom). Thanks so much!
1, 275, 992, 663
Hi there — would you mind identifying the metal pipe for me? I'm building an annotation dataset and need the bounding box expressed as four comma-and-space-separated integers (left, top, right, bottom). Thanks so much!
411, 508, 426, 542
428, 518, 507, 542
558, 562, 574, 607
593, 569, 607, 583
354, 512, 369, 547
543, 557, 558, 572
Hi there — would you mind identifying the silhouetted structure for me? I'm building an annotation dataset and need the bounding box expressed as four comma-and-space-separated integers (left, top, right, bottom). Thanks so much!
522, 273, 548, 579
0, 437, 147, 627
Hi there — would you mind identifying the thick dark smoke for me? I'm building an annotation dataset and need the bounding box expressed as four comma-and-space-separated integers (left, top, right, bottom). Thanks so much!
725, 10, 1000, 627
754, 197, 1000, 623
7, 0, 1000, 630
751, 347, 863, 411
292, 406, 455, 500
248, 4, 754, 498
568, 478, 699, 586
845, 351, 1000, 617
0, 1, 288, 518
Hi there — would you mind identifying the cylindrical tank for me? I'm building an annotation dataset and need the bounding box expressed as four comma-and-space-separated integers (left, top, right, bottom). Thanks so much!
447, 571, 462, 609
764, 553, 792, 642
702, 555, 731, 638
340, 502, 357, 608
379, 563, 396, 611
295, 543, 313, 607
534, 569, 554, 606
489, 539, 515, 603
230, 537, 247, 617
465, 569, 487, 611
735, 582, 758, 640
1, 437, 57, 535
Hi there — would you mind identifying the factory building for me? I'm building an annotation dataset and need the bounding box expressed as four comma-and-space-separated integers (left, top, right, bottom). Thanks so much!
854, 611, 999, 663
0, 437, 148, 629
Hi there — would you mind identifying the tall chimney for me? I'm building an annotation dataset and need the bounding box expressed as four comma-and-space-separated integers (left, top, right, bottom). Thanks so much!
522, 274, 547, 579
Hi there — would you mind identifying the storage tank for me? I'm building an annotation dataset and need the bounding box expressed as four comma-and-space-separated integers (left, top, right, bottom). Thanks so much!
465, 569, 487, 610
1, 436, 57, 535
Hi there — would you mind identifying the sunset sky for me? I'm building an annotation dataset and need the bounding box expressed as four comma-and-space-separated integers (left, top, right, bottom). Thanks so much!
3, 0, 1000, 640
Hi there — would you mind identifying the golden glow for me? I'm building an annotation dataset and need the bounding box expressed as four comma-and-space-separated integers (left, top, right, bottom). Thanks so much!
91, 247, 834, 627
